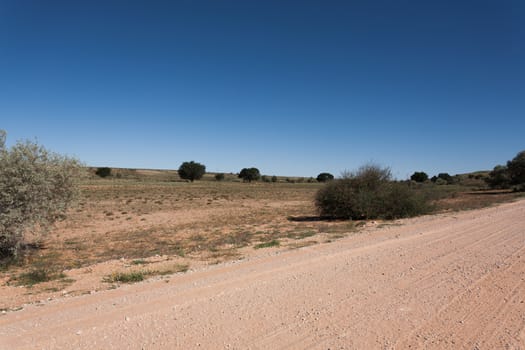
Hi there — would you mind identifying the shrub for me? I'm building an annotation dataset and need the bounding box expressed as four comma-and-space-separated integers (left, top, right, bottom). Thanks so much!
315, 164, 429, 220
178, 161, 206, 182
0, 131, 82, 259
377, 182, 430, 219
95, 167, 111, 178
104, 271, 144, 283
434, 178, 448, 186
15, 267, 66, 286
214, 173, 225, 181
317, 172, 334, 182
436, 173, 454, 184
238, 168, 260, 182
271, 175, 278, 183
410, 171, 428, 183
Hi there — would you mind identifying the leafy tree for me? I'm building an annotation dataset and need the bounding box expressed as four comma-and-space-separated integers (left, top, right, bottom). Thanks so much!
316, 172, 334, 182
410, 171, 428, 183
486, 165, 511, 189
178, 161, 206, 182
214, 173, 225, 181
238, 168, 260, 182
95, 167, 111, 178
0, 131, 82, 258
507, 150, 525, 187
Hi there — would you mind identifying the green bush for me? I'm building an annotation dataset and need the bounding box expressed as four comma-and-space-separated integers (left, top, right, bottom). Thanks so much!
378, 182, 430, 219
437, 173, 454, 184
434, 178, 448, 186
271, 175, 278, 183
178, 161, 206, 182
214, 173, 225, 181
315, 164, 429, 220
0, 131, 82, 259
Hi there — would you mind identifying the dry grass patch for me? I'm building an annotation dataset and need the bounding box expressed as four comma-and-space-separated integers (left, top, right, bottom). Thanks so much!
103, 264, 189, 284
434, 190, 524, 212
2, 181, 321, 290
3, 173, 522, 310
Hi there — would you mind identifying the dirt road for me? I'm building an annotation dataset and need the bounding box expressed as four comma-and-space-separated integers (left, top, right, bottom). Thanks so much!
1, 200, 524, 349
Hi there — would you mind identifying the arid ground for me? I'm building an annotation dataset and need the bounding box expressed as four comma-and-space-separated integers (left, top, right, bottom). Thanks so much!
1, 177, 524, 349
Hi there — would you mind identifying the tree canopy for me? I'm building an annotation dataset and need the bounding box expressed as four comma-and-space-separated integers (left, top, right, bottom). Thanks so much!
178, 161, 206, 182
410, 171, 428, 183
487, 150, 525, 191
238, 168, 260, 182
316, 172, 334, 182
507, 150, 525, 186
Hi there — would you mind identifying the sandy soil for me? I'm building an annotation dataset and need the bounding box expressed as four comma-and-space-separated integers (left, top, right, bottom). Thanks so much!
1, 200, 524, 349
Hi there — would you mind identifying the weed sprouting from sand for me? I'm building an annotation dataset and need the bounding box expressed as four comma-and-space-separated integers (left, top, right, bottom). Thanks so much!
103, 271, 145, 283
103, 264, 189, 284
254, 240, 280, 249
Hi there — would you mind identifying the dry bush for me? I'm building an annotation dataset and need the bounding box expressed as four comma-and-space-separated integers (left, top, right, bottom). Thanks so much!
0, 131, 82, 259
315, 164, 430, 220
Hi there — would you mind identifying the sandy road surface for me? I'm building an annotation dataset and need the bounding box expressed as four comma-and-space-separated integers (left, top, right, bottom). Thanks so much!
1, 200, 524, 349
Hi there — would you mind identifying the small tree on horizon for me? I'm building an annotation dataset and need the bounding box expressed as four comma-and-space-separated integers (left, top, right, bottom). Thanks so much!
410, 171, 428, 183
95, 167, 112, 178
178, 161, 206, 182
238, 168, 260, 182
316, 172, 334, 182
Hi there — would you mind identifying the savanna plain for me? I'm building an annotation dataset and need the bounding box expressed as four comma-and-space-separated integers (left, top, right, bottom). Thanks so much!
1, 169, 524, 349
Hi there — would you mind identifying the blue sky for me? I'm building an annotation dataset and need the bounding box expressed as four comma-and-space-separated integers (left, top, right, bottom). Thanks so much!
1, 0, 523, 178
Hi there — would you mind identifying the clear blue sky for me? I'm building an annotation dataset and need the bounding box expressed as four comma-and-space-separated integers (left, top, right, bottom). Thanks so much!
1, 1, 523, 178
